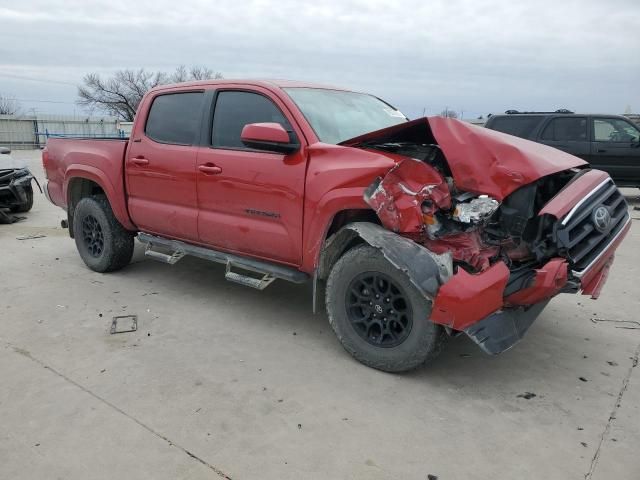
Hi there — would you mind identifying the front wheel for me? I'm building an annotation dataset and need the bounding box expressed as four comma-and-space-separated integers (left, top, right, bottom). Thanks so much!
325, 244, 446, 372
73, 195, 134, 273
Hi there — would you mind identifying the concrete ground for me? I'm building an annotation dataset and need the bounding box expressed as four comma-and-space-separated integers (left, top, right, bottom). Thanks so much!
1, 150, 639, 480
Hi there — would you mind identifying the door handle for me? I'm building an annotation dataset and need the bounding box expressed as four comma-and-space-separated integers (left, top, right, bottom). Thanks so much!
198, 164, 222, 175
597, 149, 607, 153
130, 157, 149, 166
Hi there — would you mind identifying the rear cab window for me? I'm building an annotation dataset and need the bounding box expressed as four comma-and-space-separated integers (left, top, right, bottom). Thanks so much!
145, 92, 204, 145
486, 116, 545, 139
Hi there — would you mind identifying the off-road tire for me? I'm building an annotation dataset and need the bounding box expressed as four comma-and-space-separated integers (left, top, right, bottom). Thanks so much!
10, 185, 33, 213
326, 244, 446, 373
73, 195, 134, 273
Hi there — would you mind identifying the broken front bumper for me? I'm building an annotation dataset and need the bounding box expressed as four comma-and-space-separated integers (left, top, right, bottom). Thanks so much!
428, 260, 562, 355
464, 300, 550, 355
426, 170, 631, 355
429, 249, 625, 355
576, 217, 630, 299
0, 169, 33, 208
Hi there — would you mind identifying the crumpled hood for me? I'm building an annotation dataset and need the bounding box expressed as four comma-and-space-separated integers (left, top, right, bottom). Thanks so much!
340, 117, 586, 200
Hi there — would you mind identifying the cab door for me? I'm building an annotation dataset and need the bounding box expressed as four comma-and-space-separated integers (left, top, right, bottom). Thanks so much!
590, 117, 640, 185
126, 91, 205, 242
195, 88, 307, 266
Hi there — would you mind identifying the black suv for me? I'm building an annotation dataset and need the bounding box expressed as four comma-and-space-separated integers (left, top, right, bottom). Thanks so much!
485, 111, 640, 188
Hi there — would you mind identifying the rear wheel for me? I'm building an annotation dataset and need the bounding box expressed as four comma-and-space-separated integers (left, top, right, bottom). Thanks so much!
73, 195, 134, 272
10, 186, 33, 213
325, 244, 446, 372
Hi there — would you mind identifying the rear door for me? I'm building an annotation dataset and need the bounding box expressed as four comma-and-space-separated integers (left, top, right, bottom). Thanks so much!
590, 116, 640, 185
195, 88, 307, 265
537, 116, 590, 158
126, 91, 205, 241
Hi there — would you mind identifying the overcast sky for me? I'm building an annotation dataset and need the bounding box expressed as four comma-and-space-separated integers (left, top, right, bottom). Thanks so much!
0, 0, 638, 119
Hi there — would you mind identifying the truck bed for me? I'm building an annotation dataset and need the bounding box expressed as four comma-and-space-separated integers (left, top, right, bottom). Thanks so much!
43, 137, 129, 217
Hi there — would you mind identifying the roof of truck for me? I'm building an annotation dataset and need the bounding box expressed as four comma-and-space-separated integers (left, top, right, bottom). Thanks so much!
151, 79, 353, 93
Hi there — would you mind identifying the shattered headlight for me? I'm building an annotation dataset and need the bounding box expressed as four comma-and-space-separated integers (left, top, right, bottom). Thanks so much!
452, 195, 499, 223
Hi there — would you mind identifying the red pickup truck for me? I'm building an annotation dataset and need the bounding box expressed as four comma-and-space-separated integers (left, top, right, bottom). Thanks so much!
42, 80, 631, 372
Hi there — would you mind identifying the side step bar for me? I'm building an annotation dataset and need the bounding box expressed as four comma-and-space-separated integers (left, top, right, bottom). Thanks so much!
137, 233, 309, 288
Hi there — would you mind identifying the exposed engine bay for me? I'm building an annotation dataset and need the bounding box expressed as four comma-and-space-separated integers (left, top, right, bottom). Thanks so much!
360, 138, 579, 282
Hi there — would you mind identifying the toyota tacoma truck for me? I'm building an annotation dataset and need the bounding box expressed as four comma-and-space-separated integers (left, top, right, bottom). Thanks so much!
42, 80, 631, 372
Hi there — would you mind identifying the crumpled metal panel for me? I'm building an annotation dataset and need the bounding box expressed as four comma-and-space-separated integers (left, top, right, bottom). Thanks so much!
342, 116, 585, 201
363, 158, 450, 233
420, 230, 499, 272
430, 262, 510, 330
504, 258, 568, 305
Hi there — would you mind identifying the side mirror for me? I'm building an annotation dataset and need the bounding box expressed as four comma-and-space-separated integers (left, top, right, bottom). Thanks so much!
241, 123, 299, 154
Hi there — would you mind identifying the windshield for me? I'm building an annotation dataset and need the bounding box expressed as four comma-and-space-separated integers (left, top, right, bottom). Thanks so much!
284, 88, 407, 144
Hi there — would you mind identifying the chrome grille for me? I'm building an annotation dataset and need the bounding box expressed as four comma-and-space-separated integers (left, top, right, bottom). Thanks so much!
555, 178, 629, 275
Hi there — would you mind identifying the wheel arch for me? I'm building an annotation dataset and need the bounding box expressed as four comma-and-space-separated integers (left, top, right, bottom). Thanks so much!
64, 166, 136, 236
316, 210, 379, 280
318, 222, 453, 301
66, 176, 105, 238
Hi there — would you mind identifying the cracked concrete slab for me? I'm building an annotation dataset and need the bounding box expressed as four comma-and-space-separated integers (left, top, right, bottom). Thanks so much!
0, 344, 224, 480
589, 349, 640, 480
1, 151, 639, 479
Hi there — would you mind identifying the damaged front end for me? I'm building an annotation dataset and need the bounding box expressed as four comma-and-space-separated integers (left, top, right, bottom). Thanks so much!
347, 117, 630, 355
0, 151, 39, 223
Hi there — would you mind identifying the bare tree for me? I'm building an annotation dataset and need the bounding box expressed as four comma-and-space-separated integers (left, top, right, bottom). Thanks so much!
440, 108, 458, 119
77, 66, 222, 121
0, 94, 21, 115
169, 65, 189, 83
189, 66, 220, 80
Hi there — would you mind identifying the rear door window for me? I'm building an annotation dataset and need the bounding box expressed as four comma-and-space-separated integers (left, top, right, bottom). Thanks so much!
211, 91, 292, 149
487, 116, 544, 138
540, 117, 588, 142
145, 92, 204, 145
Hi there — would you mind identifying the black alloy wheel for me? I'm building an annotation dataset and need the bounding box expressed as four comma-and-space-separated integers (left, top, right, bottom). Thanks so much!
346, 272, 413, 348
81, 214, 105, 257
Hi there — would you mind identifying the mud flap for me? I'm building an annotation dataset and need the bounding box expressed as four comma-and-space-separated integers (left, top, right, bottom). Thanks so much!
321, 222, 452, 300
464, 300, 550, 355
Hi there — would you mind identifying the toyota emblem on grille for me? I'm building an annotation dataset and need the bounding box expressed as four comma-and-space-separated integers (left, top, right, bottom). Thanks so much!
592, 206, 611, 233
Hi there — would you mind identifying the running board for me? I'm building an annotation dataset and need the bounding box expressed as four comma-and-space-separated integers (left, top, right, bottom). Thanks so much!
137, 233, 309, 287
144, 245, 185, 264
225, 263, 275, 290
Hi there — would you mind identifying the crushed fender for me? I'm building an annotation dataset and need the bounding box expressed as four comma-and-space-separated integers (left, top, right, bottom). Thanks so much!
324, 222, 453, 299
363, 158, 450, 234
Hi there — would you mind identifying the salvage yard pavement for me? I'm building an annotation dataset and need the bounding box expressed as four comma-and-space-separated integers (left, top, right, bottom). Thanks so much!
1, 150, 639, 480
